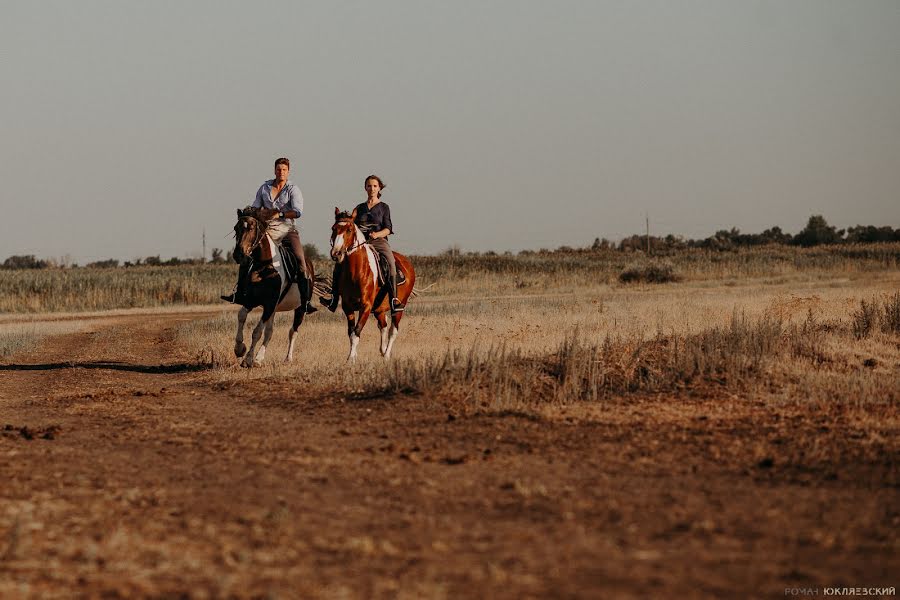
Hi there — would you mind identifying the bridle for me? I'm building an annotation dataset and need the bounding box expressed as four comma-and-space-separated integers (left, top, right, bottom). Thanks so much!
330, 217, 369, 261
235, 216, 269, 272
239, 216, 268, 256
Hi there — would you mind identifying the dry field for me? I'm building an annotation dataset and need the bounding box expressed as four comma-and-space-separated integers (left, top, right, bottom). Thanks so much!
1, 250, 898, 598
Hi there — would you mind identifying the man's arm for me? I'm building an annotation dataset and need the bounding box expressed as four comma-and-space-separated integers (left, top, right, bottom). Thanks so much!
283, 185, 304, 218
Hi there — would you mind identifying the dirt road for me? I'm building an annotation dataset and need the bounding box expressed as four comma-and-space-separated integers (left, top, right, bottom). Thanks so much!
0, 311, 896, 599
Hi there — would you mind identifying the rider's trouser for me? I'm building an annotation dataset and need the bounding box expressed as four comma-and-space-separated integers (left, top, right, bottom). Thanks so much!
367, 238, 397, 298
269, 224, 309, 278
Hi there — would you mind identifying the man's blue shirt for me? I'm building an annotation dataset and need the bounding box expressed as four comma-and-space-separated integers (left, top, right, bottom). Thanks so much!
251, 179, 303, 223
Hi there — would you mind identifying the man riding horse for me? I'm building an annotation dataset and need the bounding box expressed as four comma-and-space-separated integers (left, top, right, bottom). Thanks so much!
222, 157, 316, 314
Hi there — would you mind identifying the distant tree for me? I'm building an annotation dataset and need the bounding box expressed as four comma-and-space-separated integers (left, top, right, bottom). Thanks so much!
144, 255, 162, 266
845, 225, 900, 243
303, 243, 322, 261
757, 226, 792, 245
210, 248, 226, 263
592, 237, 614, 250
86, 259, 120, 268
2, 255, 48, 269
793, 215, 843, 247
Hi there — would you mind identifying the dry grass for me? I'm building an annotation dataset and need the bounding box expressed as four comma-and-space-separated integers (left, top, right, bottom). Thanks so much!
0, 320, 87, 358
1, 243, 897, 313
170, 271, 900, 415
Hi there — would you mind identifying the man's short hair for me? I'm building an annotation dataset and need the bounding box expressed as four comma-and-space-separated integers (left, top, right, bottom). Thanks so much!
274, 157, 290, 169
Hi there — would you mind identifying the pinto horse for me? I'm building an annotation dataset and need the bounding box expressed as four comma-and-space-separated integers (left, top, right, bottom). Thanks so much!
231, 207, 315, 367
329, 208, 416, 361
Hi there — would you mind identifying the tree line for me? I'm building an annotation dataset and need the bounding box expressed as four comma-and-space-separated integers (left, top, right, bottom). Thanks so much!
604, 215, 900, 253
1, 244, 323, 270
2, 215, 897, 269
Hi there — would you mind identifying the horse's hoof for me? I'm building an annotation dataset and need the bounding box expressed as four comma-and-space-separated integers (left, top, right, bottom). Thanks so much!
234, 343, 247, 358
240, 358, 253, 368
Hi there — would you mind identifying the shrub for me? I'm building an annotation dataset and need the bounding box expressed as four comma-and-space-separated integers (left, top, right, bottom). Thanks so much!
852, 297, 879, 339
619, 262, 680, 284
880, 291, 900, 335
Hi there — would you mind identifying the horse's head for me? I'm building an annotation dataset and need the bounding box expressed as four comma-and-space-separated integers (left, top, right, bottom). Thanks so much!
329, 206, 360, 263
232, 207, 266, 263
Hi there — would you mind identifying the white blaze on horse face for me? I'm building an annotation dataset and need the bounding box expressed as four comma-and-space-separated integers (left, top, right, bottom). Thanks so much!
330, 229, 346, 258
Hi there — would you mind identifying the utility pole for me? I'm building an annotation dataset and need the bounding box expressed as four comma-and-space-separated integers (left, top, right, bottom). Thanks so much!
645, 212, 650, 255
202, 229, 207, 263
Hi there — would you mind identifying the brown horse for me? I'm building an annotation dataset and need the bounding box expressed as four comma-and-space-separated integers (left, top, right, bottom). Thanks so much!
328, 208, 416, 361
231, 208, 315, 367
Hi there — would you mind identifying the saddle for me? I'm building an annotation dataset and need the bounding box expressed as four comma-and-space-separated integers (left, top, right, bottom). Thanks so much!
277, 244, 303, 285
376, 252, 406, 286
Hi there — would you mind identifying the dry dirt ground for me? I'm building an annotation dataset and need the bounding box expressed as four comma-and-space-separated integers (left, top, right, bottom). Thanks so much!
0, 310, 897, 599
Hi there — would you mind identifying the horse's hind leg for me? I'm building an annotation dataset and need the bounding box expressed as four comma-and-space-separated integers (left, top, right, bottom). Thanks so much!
376, 311, 389, 357
234, 307, 249, 358
384, 313, 402, 359
285, 307, 304, 363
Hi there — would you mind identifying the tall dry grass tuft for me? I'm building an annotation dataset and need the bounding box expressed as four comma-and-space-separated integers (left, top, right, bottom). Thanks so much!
852, 297, 880, 339
0, 327, 43, 358
851, 292, 900, 339
365, 313, 790, 407
881, 291, 900, 335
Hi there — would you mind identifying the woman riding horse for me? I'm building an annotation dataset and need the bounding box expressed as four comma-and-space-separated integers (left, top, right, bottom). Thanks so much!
321, 174, 403, 314
326, 205, 415, 361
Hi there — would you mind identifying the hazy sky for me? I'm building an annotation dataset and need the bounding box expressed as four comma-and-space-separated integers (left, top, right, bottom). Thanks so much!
1, 1, 898, 263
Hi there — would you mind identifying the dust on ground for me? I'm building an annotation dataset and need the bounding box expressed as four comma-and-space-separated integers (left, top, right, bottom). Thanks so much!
0, 310, 896, 599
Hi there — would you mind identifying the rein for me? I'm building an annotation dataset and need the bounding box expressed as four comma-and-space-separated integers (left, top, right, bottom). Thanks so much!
236, 216, 273, 274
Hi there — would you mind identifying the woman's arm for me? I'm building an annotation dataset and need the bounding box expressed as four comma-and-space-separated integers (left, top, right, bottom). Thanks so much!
368, 204, 393, 239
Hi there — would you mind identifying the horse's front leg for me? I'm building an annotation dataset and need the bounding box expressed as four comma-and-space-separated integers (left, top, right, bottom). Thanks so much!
285, 306, 304, 363
242, 305, 276, 367
345, 311, 359, 362
234, 306, 249, 358
347, 308, 372, 363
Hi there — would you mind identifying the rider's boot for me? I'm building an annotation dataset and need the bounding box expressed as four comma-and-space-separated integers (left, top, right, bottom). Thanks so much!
300, 275, 318, 314
221, 263, 249, 304
387, 272, 404, 315
319, 264, 341, 312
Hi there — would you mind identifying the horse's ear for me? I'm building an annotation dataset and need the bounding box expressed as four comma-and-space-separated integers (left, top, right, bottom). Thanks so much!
334, 207, 341, 216
237, 209, 242, 218
350, 208, 357, 220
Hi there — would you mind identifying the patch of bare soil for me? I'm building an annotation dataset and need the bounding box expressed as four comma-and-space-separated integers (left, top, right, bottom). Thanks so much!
0, 312, 897, 599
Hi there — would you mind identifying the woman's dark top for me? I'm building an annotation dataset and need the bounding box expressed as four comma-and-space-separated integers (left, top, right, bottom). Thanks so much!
354, 201, 393, 238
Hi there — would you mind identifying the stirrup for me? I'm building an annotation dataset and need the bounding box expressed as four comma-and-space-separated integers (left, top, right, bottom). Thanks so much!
305, 301, 318, 314
320, 295, 339, 312
390, 298, 404, 313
